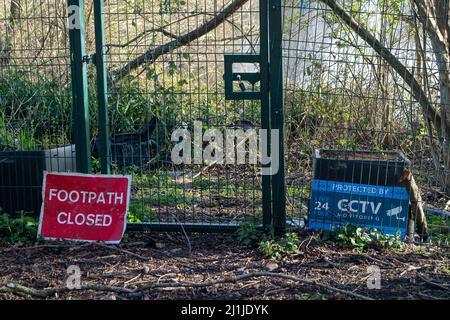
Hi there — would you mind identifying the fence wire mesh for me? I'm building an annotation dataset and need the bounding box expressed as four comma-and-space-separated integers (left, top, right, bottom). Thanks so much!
0, 0, 448, 244
102, 0, 263, 229
282, 0, 449, 244
0, 1, 75, 217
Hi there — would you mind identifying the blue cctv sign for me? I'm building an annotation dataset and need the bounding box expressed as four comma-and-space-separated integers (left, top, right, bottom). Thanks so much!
308, 180, 409, 236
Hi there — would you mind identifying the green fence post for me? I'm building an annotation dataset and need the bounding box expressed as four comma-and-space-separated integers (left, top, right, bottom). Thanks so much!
260, 0, 272, 230
93, 0, 111, 174
68, 0, 91, 173
269, 0, 286, 236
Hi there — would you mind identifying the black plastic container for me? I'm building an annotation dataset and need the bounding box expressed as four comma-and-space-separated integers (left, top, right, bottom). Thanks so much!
108, 117, 159, 168
313, 149, 411, 187
0, 145, 76, 217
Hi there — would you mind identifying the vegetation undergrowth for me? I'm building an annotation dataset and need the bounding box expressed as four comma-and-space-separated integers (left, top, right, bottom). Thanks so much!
237, 219, 404, 258
321, 224, 403, 251
236, 218, 302, 259
0, 213, 38, 244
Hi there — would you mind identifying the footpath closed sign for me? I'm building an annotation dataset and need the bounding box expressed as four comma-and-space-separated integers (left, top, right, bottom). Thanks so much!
38, 172, 132, 243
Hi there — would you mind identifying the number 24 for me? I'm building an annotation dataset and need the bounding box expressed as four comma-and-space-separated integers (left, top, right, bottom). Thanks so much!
314, 201, 329, 211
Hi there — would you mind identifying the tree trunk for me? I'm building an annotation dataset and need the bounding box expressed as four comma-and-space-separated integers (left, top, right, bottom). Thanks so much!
414, 0, 450, 193
320, 0, 450, 194
0, 1, 21, 68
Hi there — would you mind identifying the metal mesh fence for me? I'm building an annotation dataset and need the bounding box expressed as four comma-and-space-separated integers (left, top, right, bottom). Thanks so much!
0, 0, 448, 244
282, 0, 449, 244
0, 1, 75, 217
102, 0, 264, 230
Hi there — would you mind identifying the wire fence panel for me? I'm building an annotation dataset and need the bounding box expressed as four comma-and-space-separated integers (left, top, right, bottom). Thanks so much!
102, 0, 265, 230
0, 0, 448, 244
0, 1, 75, 218
282, 0, 449, 244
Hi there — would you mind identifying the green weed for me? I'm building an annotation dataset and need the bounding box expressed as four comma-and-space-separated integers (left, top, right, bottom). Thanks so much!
235, 217, 263, 247
258, 232, 302, 259
0, 213, 38, 243
322, 224, 403, 250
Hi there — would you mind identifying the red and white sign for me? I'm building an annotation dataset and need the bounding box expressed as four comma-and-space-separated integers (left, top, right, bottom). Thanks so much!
38, 172, 132, 243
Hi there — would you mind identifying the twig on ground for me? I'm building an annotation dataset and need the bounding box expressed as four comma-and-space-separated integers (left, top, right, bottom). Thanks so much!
169, 213, 192, 255
418, 275, 450, 291
347, 253, 393, 267
124, 274, 142, 287
0, 243, 92, 254
0, 271, 373, 300
263, 287, 290, 296
416, 292, 444, 300
138, 272, 374, 300
0, 282, 134, 298
299, 236, 316, 252
94, 243, 151, 261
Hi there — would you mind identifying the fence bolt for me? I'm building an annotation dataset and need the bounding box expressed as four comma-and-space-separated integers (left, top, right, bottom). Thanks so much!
82, 54, 96, 65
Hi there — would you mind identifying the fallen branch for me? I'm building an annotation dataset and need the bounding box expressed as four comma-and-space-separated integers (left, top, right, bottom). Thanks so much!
94, 243, 151, 261
416, 292, 445, 300
0, 271, 373, 300
153, 272, 372, 301
0, 282, 134, 298
347, 253, 393, 267
418, 275, 450, 291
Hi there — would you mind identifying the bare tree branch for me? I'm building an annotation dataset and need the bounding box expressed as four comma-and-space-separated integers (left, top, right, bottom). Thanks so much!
319, 0, 449, 137
111, 0, 249, 80
0, 271, 374, 300
413, 0, 450, 192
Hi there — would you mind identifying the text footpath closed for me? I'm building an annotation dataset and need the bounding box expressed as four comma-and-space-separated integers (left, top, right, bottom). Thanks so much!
38, 172, 131, 243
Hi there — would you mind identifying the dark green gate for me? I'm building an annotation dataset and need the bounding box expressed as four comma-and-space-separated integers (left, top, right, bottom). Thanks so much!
73, 0, 288, 234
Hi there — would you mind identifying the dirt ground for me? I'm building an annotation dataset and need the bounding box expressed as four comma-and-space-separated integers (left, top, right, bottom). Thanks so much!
0, 231, 449, 300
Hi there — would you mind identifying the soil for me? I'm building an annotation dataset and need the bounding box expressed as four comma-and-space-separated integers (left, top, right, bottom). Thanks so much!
0, 231, 449, 300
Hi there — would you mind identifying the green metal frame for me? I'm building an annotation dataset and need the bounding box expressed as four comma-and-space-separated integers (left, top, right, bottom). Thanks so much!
4, 0, 449, 243
269, 0, 286, 236
259, 0, 273, 231
127, 223, 245, 233
68, 0, 91, 174
93, 0, 111, 174
68, 0, 110, 175
224, 54, 261, 100
223, 0, 286, 235
66, 0, 286, 234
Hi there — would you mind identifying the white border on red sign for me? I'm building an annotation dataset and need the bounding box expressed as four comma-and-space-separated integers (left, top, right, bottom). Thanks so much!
37, 171, 132, 244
